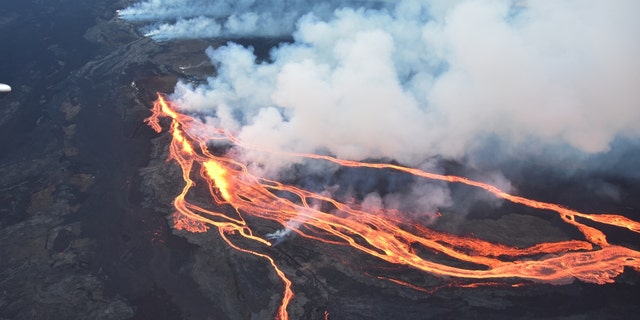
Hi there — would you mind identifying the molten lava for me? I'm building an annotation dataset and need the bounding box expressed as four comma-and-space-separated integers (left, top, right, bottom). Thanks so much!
146, 94, 640, 320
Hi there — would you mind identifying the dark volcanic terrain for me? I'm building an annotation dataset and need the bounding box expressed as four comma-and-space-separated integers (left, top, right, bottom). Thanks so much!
1, 1, 639, 319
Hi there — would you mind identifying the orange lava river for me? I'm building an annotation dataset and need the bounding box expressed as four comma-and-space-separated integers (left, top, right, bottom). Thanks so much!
146, 94, 640, 320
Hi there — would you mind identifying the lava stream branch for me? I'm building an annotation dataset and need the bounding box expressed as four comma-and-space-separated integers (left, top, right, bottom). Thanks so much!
147, 94, 640, 319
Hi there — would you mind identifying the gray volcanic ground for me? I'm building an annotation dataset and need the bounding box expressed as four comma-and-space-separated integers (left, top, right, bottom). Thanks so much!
1, 1, 640, 319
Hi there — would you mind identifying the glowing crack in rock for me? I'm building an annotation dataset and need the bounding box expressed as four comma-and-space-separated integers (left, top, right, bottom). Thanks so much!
147, 94, 640, 320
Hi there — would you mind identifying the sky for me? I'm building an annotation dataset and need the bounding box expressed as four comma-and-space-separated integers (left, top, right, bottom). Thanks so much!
119, 0, 640, 213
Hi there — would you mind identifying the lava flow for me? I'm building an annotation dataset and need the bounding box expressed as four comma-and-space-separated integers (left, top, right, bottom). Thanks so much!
146, 94, 640, 320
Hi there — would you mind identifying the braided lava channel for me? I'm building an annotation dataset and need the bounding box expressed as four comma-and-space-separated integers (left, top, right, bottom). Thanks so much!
146, 94, 640, 320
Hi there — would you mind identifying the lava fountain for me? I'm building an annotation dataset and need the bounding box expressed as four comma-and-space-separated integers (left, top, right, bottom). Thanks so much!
146, 94, 640, 320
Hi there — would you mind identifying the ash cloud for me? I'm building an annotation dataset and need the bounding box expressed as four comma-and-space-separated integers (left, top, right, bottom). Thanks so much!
124, 0, 640, 211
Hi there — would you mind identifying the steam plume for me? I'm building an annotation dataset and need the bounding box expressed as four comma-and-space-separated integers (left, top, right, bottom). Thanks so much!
124, 0, 640, 211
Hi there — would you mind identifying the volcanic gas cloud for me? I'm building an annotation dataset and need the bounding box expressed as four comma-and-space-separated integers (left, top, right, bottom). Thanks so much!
122, 1, 640, 319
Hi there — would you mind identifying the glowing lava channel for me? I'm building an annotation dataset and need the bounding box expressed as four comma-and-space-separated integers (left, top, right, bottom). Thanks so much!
147, 94, 640, 320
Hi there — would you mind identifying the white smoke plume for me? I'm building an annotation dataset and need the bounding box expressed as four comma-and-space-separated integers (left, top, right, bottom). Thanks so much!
123, 0, 640, 215
160, 0, 640, 165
